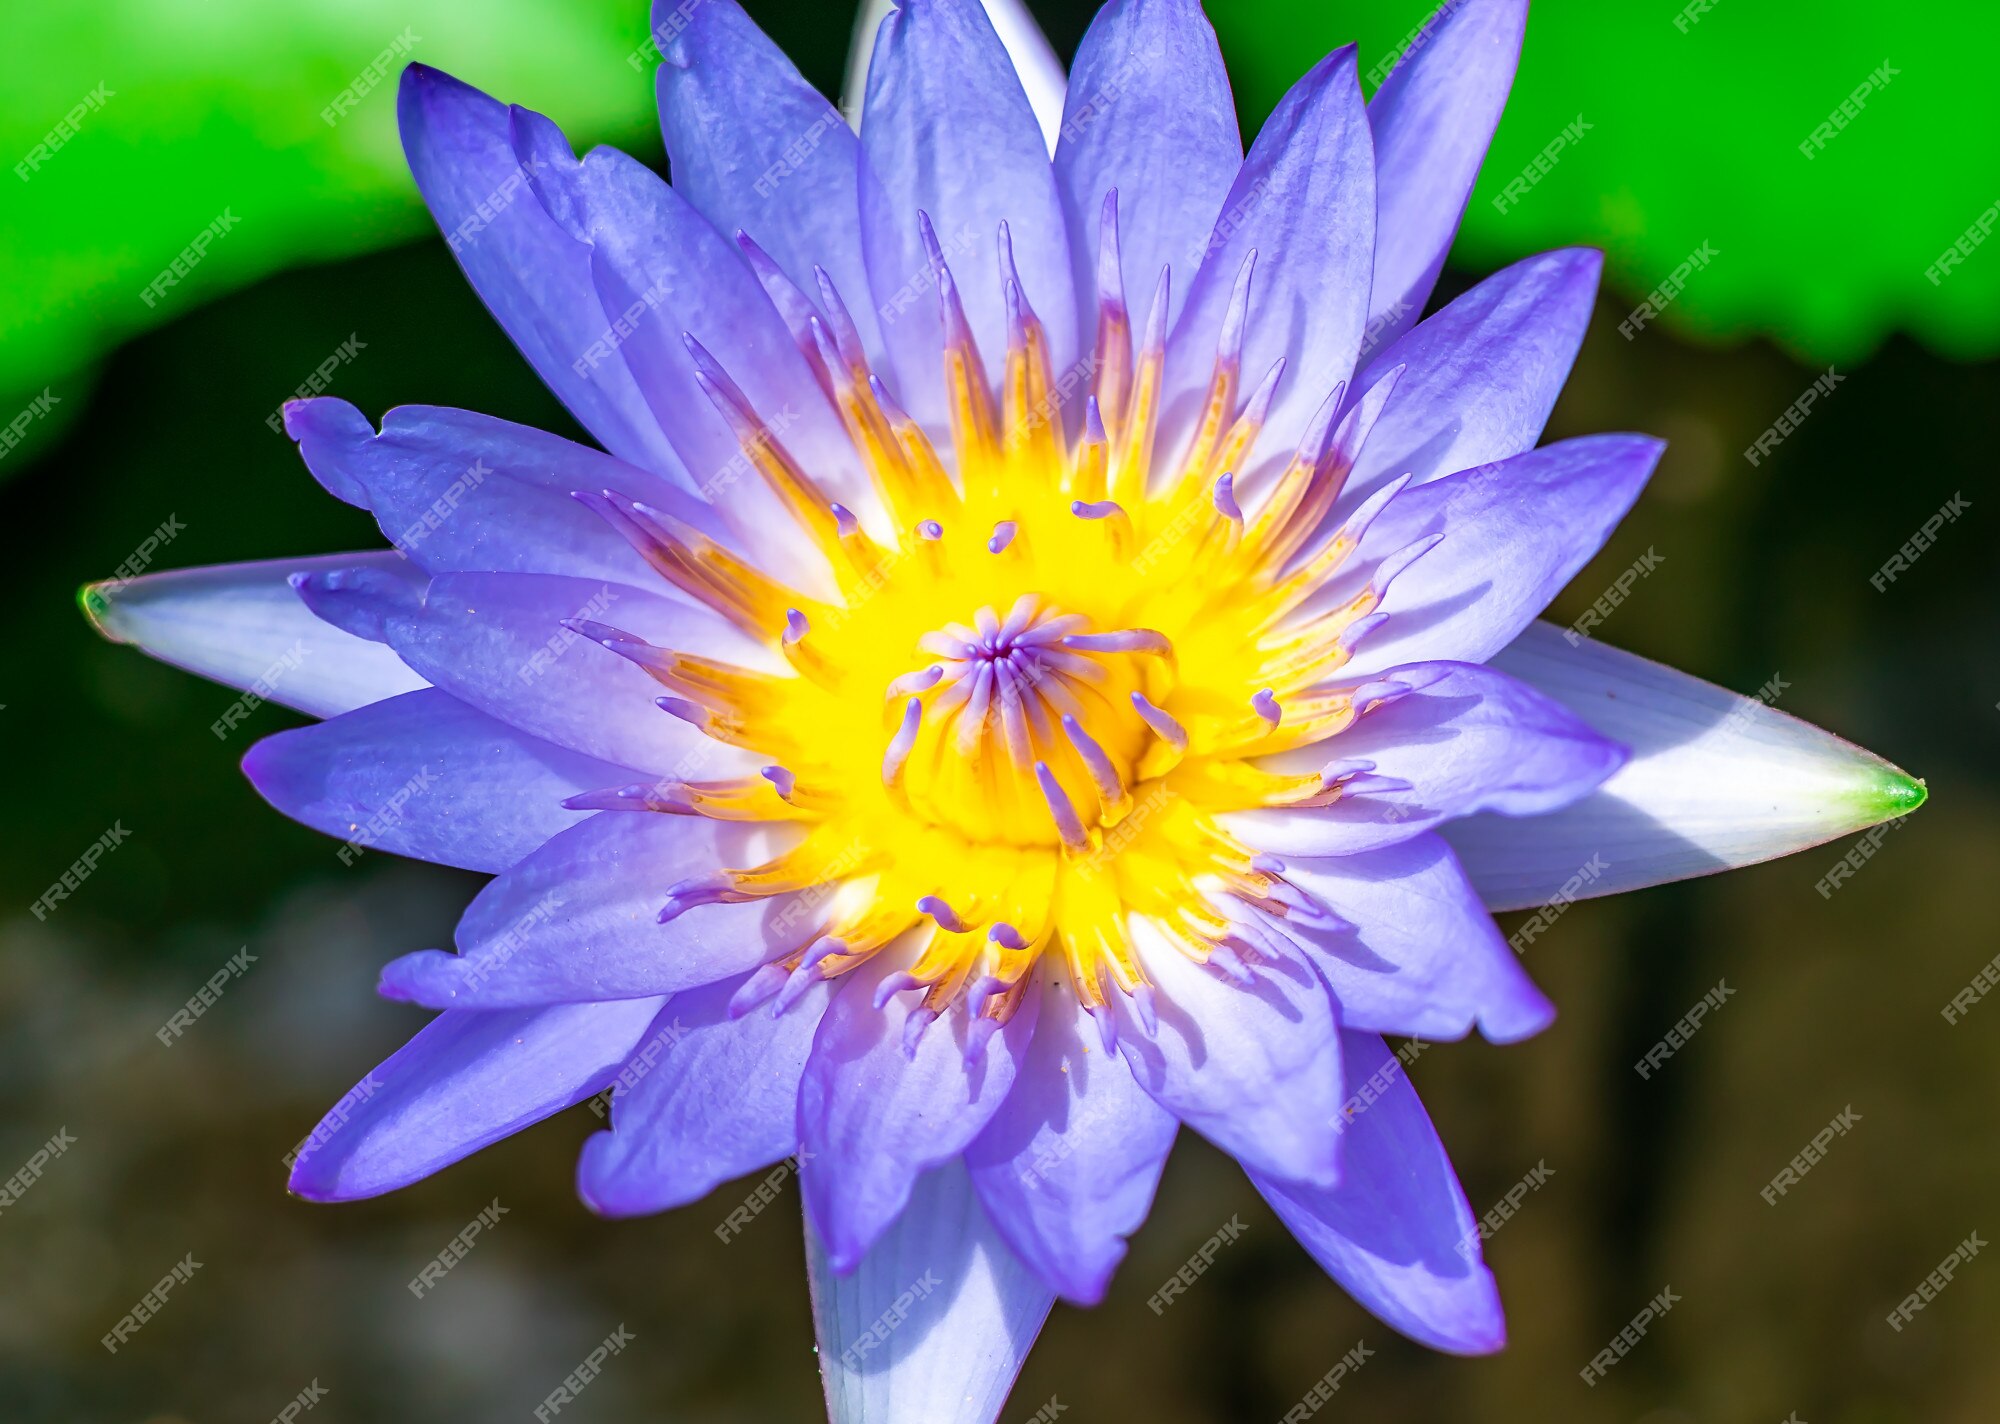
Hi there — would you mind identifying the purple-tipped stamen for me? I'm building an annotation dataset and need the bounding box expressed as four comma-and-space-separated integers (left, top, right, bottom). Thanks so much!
1061, 714, 1127, 807
989, 923, 1028, 951
728, 962, 792, 1019
1131, 690, 1189, 750
656, 696, 709, 728
901, 1007, 940, 1059
1061, 628, 1173, 657
882, 697, 923, 786
917, 895, 970, 934
1034, 761, 1091, 852
1213, 472, 1244, 523
888, 665, 945, 697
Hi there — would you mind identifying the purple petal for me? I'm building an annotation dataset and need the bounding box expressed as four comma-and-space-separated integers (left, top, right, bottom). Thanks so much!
243, 688, 637, 874
1115, 918, 1343, 1186
82, 554, 428, 718
1166, 46, 1374, 485
965, 991, 1177, 1305
1250, 1030, 1505, 1355
1329, 433, 1666, 678
398, 65, 680, 477
1446, 621, 1928, 909
800, 955, 1040, 1271
1363, 0, 1528, 357
508, 110, 875, 567
1341, 247, 1603, 507
809, 1156, 1054, 1424
288, 559, 425, 645
285, 398, 727, 581
287, 996, 666, 1202
658, 0, 885, 371
1055, 0, 1241, 335
1226, 661, 1627, 857
379, 812, 811, 1008
1266, 835, 1554, 1044
859, 0, 1079, 439
847, 0, 1069, 149
577, 972, 834, 1217
385, 571, 766, 773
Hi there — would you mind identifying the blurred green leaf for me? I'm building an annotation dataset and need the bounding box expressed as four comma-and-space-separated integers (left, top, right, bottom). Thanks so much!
1213, 0, 2000, 362
10, 0, 1996, 457
2, 0, 666, 425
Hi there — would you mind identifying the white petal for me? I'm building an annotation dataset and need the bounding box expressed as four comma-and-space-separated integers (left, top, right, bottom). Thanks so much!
1443, 622, 1926, 909
809, 1157, 1054, 1424
845, 0, 1068, 153
82, 553, 429, 719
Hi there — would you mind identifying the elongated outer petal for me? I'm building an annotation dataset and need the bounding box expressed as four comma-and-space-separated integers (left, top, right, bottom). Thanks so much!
1055, 0, 1241, 335
810, 1156, 1054, 1424
399, 65, 679, 479
288, 996, 666, 1202
379, 812, 810, 1009
386, 572, 765, 775
1271, 836, 1554, 1044
82, 554, 428, 718
1363, 0, 1527, 357
509, 110, 870, 571
1328, 433, 1666, 679
965, 990, 1177, 1305
1166, 47, 1374, 486
1250, 1030, 1504, 1355
1228, 662, 1627, 859
1445, 621, 1929, 909
243, 689, 636, 874
659, 0, 885, 371
846, 0, 1068, 151
1115, 917, 1343, 1187
859, 0, 1079, 440
578, 973, 834, 1217
1339, 248, 1602, 509
801, 953, 1041, 1271
285, 399, 728, 582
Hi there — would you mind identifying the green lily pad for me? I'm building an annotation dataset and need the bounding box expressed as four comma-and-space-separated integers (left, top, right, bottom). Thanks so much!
0, 0, 665, 452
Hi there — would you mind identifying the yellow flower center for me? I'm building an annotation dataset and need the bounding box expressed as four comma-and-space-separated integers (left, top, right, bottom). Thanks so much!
591, 227, 1420, 1027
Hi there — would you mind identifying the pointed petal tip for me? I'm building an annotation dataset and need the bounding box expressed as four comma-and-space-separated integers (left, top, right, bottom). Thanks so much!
375, 951, 455, 1004
1556, 243, 1606, 276
1457, 623, 1935, 908
285, 1143, 371, 1204
1860, 766, 1927, 822
397, 60, 466, 109
1429, 1297, 1508, 1357
76, 581, 116, 638
284, 1173, 341, 1204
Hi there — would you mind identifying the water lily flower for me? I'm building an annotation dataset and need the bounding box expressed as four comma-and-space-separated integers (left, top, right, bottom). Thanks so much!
83, 0, 1924, 1417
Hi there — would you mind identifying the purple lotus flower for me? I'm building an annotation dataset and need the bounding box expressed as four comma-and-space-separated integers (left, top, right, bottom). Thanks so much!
84, 0, 1923, 1416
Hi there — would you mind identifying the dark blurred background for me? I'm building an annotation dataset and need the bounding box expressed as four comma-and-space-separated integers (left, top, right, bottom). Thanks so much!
4, 2, 1997, 1420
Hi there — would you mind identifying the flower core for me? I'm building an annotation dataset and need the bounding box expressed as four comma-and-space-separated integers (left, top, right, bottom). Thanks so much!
568, 208, 1429, 1036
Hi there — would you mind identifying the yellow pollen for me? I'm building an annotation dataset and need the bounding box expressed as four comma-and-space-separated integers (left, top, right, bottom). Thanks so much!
594, 226, 1431, 1022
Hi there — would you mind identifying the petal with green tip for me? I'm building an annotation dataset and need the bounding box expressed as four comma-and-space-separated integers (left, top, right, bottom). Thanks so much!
1444, 621, 1925, 910
81, 553, 428, 719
